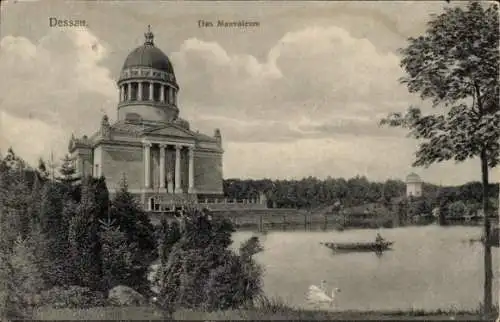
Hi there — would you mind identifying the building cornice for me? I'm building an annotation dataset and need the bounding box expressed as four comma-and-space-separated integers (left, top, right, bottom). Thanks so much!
194, 149, 224, 155
118, 66, 179, 90
117, 101, 179, 111
141, 138, 195, 148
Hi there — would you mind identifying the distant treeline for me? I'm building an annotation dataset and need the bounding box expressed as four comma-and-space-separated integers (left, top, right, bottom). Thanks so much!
1, 146, 498, 213
223, 177, 499, 211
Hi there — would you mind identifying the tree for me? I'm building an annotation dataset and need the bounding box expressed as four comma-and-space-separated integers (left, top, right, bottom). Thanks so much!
380, 2, 499, 314
159, 219, 182, 265
37, 158, 49, 181
57, 154, 77, 184
29, 175, 43, 232
0, 164, 44, 320
0, 248, 21, 320
2, 147, 26, 172
93, 176, 110, 223
109, 176, 157, 294
204, 250, 262, 310
156, 208, 263, 311
99, 218, 135, 291
0, 167, 32, 244
9, 236, 45, 317
459, 181, 484, 204
68, 178, 102, 290
38, 182, 71, 287
223, 177, 412, 210
408, 198, 432, 218
448, 200, 468, 218
0, 188, 22, 321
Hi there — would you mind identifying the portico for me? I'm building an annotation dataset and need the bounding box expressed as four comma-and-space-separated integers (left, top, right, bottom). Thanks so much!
142, 140, 195, 194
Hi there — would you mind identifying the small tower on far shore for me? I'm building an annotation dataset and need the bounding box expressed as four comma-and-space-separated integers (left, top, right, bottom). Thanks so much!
406, 172, 423, 198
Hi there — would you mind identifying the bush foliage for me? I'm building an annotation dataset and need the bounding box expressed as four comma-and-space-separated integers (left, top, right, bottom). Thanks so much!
39, 286, 107, 309
0, 149, 264, 319
0, 150, 159, 319
155, 208, 263, 311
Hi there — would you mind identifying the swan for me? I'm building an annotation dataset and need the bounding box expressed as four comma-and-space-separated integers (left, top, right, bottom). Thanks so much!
306, 280, 341, 309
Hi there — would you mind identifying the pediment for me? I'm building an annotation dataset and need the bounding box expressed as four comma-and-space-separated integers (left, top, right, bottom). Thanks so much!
144, 124, 195, 139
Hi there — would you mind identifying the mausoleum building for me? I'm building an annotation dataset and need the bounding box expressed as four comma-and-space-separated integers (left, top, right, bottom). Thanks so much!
68, 27, 224, 211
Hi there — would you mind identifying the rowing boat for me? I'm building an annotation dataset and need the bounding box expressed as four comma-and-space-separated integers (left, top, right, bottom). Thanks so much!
321, 241, 394, 253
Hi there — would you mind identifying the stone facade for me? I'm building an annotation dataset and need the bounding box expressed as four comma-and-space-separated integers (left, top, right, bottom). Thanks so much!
68, 27, 224, 211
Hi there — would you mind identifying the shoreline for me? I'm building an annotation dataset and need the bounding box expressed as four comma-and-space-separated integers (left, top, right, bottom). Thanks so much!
33, 306, 495, 321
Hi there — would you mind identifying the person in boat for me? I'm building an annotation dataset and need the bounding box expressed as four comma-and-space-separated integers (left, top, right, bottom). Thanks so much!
375, 233, 385, 244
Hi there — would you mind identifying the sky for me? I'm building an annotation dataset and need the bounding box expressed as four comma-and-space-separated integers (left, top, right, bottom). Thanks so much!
0, 0, 498, 185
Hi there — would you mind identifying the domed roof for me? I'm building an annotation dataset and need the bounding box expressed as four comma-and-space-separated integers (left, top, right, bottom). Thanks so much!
406, 172, 422, 183
121, 26, 174, 73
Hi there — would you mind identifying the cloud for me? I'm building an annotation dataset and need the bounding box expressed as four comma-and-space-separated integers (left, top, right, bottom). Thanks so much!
169, 25, 490, 184
171, 24, 498, 185
0, 21, 492, 185
223, 136, 498, 185
0, 110, 66, 165
172, 25, 417, 143
0, 28, 116, 163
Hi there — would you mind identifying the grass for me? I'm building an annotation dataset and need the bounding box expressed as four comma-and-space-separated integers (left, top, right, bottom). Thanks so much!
32, 297, 498, 321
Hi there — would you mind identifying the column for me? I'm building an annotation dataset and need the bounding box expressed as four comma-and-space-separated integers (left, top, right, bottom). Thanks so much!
159, 144, 166, 189
144, 142, 151, 188
188, 147, 195, 193
119, 86, 122, 102
127, 83, 131, 100
174, 145, 182, 194
149, 82, 154, 101
174, 91, 177, 106
160, 85, 165, 102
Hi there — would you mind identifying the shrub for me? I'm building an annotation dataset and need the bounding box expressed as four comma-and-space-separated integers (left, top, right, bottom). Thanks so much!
99, 225, 135, 290
204, 251, 263, 310
156, 208, 263, 311
109, 178, 158, 295
448, 201, 467, 218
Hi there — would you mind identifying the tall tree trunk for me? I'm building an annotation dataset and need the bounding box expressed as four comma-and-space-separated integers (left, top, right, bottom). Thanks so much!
497, 182, 500, 321
481, 150, 493, 316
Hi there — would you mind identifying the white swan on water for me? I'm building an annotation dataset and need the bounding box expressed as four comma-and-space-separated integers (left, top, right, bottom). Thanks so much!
306, 280, 341, 308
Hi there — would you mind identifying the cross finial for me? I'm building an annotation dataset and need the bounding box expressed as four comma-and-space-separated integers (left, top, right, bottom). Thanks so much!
144, 25, 154, 46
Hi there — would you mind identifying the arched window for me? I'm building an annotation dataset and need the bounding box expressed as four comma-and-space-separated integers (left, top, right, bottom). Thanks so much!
153, 83, 161, 102
122, 85, 128, 102
161, 85, 167, 103
168, 87, 173, 104
130, 83, 138, 101
142, 82, 149, 101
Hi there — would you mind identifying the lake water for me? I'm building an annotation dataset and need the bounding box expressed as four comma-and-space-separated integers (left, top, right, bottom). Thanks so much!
231, 225, 500, 311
